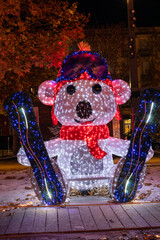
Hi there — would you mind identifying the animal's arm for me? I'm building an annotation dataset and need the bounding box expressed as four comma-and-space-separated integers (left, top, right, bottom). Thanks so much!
17, 138, 62, 166
105, 137, 154, 161
146, 146, 154, 161
105, 137, 130, 157
45, 138, 62, 158
17, 147, 31, 166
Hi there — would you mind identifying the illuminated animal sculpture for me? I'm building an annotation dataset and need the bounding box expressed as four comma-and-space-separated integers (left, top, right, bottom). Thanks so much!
17, 45, 154, 196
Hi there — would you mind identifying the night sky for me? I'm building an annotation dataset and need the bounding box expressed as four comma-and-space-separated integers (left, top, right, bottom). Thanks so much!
74, 0, 160, 27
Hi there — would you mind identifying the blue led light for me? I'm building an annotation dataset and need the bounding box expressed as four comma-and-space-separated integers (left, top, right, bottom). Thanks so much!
4, 92, 67, 205
56, 50, 112, 82
113, 88, 160, 202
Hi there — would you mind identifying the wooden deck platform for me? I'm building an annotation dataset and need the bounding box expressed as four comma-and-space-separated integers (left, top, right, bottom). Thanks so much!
1, 202, 160, 237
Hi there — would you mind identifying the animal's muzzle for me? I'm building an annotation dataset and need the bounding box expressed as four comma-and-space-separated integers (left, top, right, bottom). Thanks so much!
76, 101, 92, 119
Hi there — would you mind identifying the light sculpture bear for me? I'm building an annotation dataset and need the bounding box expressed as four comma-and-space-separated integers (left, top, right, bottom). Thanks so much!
5, 43, 157, 204
37, 72, 132, 191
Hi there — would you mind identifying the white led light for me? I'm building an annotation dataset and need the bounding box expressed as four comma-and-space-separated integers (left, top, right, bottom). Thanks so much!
112, 79, 131, 105
54, 79, 117, 126
146, 102, 154, 123
44, 178, 52, 200
17, 73, 154, 194
124, 173, 133, 194
21, 108, 28, 129
38, 80, 56, 106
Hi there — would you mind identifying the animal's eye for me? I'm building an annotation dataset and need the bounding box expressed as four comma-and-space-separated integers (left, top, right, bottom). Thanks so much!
66, 85, 76, 95
92, 84, 102, 94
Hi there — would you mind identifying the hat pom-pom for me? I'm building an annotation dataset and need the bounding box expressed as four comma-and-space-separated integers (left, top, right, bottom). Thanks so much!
77, 41, 91, 51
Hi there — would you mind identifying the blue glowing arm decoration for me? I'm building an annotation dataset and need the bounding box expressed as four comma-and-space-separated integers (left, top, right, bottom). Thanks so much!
4, 92, 67, 205
112, 88, 160, 203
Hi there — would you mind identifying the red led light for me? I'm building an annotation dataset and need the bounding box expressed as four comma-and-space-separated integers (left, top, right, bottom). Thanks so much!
60, 125, 110, 159
51, 71, 114, 125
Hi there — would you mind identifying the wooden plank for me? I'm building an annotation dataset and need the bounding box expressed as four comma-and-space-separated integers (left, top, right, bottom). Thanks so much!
5, 208, 25, 234
143, 203, 160, 223
68, 207, 85, 231
100, 205, 124, 229
45, 207, 58, 232
19, 208, 36, 233
153, 203, 160, 210
89, 206, 111, 230
58, 208, 72, 232
0, 209, 14, 234
111, 205, 136, 229
0, 210, 4, 218
132, 204, 160, 227
79, 206, 97, 231
122, 204, 149, 228
32, 207, 47, 233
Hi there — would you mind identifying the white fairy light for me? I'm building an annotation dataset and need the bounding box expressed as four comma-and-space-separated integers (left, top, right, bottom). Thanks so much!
146, 102, 154, 123
18, 77, 132, 190
124, 173, 133, 194
17, 72, 153, 193
44, 178, 52, 200
21, 108, 28, 129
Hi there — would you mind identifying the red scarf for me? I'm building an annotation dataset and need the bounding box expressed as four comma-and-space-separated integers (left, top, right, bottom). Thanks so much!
60, 125, 109, 159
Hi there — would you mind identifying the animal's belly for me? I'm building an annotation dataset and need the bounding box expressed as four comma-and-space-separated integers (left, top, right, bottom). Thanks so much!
70, 145, 103, 175
57, 140, 114, 190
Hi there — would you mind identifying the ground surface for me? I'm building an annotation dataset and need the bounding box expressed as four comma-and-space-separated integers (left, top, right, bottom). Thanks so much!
0, 156, 160, 207
1, 203, 160, 239
1, 155, 160, 240
1, 228, 160, 240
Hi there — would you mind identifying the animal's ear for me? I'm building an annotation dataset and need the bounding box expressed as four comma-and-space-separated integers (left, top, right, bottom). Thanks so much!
38, 80, 56, 106
112, 79, 131, 105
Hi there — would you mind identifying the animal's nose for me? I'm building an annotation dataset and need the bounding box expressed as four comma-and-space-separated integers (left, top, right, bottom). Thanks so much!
76, 101, 92, 119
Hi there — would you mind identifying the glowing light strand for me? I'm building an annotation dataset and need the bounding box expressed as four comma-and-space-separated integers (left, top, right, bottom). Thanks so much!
21, 108, 28, 129
124, 173, 133, 194
117, 101, 147, 189
12, 101, 45, 190
13, 101, 58, 198
5, 48, 156, 204
112, 88, 160, 203
128, 102, 155, 198
13, 100, 58, 201
4, 92, 67, 205
146, 102, 154, 123
38, 73, 131, 190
